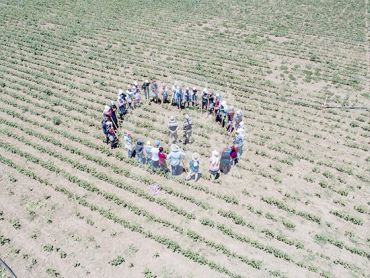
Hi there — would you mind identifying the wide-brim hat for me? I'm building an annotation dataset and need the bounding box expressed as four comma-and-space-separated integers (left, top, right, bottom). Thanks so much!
169, 116, 176, 123
212, 150, 220, 158
134, 81, 138, 86
154, 139, 161, 147
145, 79, 149, 83
171, 144, 180, 152
184, 114, 190, 119
221, 101, 226, 106
192, 152, 200, 161
146, 140, 151, 145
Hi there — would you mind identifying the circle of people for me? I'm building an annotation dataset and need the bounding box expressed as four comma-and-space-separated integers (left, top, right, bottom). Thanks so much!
101, 79, 245, 181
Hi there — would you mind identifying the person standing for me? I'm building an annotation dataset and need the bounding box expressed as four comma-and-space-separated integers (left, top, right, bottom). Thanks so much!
183, 114, 192, 144
186, 152, 200, 181
144, 141, 153, 165
233, 128, 245, 160
230, 145, 238, 165
117, 90, 127, 120
151, 139, 161, 169
106, 121, 118, 149
101, 118, 109, 144
168, 116, 178, 145
167, 144, 184, 176
142, 80, 150, 101
161, 83, 169, 104
235, 110, 243, 130
110, 101, 119, 130
209, 150, 220, 180
123, 131, 133, 158
150, 80, 159, 104
202, 88, 209, 111
220, 146, 232, 174
176, 86, 183, 110
184, 87, 191, 108
191, 87, 197, 106
135, 139, 144, 163
158, 147, 168, 172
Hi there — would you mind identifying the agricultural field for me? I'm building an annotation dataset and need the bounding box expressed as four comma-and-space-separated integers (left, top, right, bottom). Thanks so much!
0, 0, 369, 277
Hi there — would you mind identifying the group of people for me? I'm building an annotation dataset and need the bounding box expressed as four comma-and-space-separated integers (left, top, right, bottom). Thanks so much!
100, 79, 246, 181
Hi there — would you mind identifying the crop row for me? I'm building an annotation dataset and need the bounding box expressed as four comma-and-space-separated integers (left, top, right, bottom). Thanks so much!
0, 153, 245, 278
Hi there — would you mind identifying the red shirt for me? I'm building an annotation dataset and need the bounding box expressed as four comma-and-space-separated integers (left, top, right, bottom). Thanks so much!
159, 152, 167, 165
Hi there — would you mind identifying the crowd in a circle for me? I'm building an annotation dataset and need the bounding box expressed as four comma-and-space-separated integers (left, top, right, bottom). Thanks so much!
101, 79, 246, 181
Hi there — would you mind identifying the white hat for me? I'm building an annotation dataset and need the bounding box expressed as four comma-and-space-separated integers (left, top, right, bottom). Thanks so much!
169, 116, 176, 123
134, 81, 138, 86
211, 150, 220, 158
221, 101, 226, 107
118, 89, 123, 95
171, 144, 180, 152
145, 79, 149, 83
237, 110, 242, 115
192, 152, 200, 161
106, 121, 112, 127
184, 114, 190, 119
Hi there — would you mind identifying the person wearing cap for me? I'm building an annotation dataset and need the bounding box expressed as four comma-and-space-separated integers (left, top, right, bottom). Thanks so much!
186, 152, 200, 181
142, 80, 150, 101
168, 116, 178, 145
191, 87, 197, 106
135, 139, 144, 163
220, 146, 232, 174
117, 89, 127, 120
123, 131, 133, 158
151, 139, 161, 169
167, 144, 185, 176
209, 150, 220, 180
183, 114, 192, 144
161, 84, 169, 104
158, 147, 168, 172
144, 141, 153, 165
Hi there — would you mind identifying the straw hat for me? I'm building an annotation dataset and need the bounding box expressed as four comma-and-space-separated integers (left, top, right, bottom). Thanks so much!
192, 152, 200, 161
146, 140, 151, 145
171, 144, 180, 152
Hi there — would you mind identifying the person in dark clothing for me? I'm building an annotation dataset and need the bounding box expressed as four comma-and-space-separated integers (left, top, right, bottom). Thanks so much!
135, 139, 144, 163
101, 118, 109, 144
110, 101, 119, 130
142, 80, 150, 101
220, 146, 232, 174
